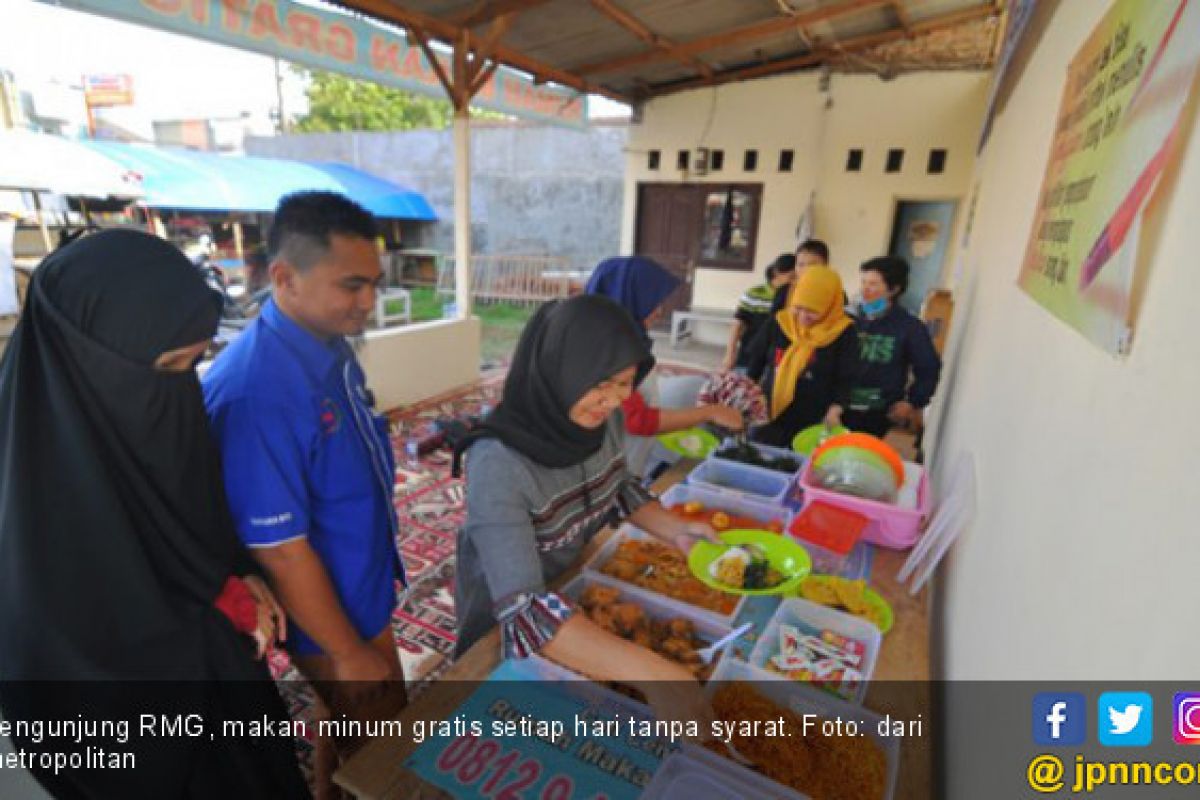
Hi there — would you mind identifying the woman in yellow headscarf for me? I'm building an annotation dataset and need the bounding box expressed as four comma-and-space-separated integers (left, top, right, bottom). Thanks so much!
753, 265, 861, 447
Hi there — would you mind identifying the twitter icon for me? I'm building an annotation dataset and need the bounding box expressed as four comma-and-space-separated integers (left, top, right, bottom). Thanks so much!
1098, 692, 1153, 746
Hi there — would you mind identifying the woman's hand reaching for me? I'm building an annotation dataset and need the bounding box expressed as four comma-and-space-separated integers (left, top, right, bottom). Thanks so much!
243, 575, 287, 659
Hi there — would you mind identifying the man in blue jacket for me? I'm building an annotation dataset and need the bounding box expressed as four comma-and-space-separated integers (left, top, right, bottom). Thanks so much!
846, 256, 942, 437
203, 191, 405, 796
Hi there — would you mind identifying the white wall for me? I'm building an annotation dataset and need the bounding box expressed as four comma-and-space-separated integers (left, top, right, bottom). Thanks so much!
932, 0, 1200, 686
358, 317, 481, 411
622, 70, 989, 339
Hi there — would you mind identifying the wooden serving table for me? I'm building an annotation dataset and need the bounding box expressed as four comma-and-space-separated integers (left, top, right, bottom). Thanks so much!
336, 465, 932, 799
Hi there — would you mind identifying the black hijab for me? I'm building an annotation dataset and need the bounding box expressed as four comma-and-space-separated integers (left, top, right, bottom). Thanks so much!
455, 294, 654, 472
0, 229, 309, 795
0, 229, 253, 681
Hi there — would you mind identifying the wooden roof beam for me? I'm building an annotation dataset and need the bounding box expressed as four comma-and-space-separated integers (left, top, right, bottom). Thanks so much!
449, 0, 551, 29
649, 3, 998, 97
589, 0, 713, 79
465, 13, 514, 86
342, 0, 632, 104
574, 0, 889, 76
408, 25, 457, 102
890, 1, 913, 36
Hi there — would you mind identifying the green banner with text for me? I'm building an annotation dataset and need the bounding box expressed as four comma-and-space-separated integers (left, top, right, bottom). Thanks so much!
1017, 0, 1200, 355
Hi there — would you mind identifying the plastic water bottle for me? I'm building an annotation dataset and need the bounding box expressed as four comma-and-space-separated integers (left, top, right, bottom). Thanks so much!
405, 437, 420, 468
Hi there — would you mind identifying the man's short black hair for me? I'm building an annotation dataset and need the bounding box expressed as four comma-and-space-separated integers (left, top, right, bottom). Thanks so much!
861, 255, 910, 297
267, 191, 377, 271
765, 264, 778, 281
796, 239, 830, 262
772, 253, 798, 274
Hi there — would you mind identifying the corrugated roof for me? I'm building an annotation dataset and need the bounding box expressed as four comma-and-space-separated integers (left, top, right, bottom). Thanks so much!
334, 0, 1001, 104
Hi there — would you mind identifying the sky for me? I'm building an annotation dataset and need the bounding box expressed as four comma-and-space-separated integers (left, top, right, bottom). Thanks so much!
0, 0, 628, 136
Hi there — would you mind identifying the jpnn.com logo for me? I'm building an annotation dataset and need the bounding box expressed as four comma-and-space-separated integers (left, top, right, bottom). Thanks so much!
1033, 693, 1086, 747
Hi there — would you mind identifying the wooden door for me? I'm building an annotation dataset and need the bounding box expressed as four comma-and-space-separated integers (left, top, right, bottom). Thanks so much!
634, 183, 700, 326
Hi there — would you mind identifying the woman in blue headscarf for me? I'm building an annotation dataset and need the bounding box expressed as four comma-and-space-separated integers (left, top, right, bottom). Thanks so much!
586, 257, 743, 475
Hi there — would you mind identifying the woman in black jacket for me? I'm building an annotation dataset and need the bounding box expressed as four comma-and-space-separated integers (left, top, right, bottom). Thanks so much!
753, 265, 860, 447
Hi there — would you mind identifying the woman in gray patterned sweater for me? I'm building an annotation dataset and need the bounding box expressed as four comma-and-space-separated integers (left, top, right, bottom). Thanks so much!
453, 295, 719, 724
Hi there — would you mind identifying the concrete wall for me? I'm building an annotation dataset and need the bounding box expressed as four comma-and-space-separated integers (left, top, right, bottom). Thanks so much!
935, 0, 1200, 790
621, 71, 989, 342
359, 316, 481, 411
247, 122, 628, 271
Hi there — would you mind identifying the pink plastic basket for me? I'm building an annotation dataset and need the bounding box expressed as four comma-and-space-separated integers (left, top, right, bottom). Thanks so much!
797, 458, 930, 549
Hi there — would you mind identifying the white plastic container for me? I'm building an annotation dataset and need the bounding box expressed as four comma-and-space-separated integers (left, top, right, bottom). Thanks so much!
559, 574, 734, 673
581, 525, 746, 625
748, 597, 882, 705
641, 747, 807, 800
687, 457, 794, 503
705, 657, 900, 800
659, 483, 792, 532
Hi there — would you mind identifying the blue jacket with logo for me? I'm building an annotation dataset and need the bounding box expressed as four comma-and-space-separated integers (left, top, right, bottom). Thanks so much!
202, 299, 402, 656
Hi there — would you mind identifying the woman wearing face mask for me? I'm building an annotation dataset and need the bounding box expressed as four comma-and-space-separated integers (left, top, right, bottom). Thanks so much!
845, 256, 942, 437
753, 266, 861, 448
585, 256, 743, 475
452, 295, 719, 724
0, 230, 309, 798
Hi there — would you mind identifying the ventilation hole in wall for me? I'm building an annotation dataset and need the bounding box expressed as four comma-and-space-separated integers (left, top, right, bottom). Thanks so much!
846, 148, 863, 172
779, 149, 794, 172
885, 148, 904, 173
648, 149, 660, 170
743, 149, 758, 171
710, 149, 724, 171
677, 149, 690, 170
927, 148, 947, 174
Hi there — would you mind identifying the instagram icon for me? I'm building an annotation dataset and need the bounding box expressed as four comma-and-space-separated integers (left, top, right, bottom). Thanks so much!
1175, 694, 1200, 745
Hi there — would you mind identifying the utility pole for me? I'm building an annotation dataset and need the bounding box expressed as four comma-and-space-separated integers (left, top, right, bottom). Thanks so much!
273, 57, 286, 134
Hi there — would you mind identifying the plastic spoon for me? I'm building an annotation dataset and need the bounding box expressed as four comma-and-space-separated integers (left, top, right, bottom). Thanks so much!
697, 622, 753, 664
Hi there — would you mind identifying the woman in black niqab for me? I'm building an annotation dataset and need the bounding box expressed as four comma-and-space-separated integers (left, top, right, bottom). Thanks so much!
0, 230, 309, 798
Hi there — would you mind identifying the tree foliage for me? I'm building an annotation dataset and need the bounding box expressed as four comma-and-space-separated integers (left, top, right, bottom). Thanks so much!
292, 68, 507, 133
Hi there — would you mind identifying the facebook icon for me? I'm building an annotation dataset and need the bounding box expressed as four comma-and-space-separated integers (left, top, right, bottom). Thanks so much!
1033, 693, 1087, 746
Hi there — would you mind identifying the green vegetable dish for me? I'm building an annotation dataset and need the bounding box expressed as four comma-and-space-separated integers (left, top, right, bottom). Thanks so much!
716, 442, 800, 474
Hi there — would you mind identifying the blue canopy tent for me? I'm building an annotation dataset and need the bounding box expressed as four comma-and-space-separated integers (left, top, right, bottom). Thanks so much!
79, 141, 435, 220
76, 141, 436, 286
306, 162, 436, 221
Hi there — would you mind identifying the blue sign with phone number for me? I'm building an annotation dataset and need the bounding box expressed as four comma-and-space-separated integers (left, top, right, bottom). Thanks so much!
405, 660, 671, 800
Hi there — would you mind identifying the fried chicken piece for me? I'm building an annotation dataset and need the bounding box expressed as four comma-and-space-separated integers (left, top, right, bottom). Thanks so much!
602, 558, 643, 582
658, 637, 701, 664
663, 617, 695, 641
609, 602, 645, 635
579, 584, 621, 610
587, 605, 617, 634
